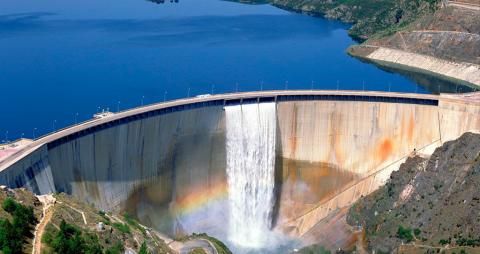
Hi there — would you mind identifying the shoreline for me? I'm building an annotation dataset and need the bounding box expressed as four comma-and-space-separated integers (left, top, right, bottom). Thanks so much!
348, 45, 480, 89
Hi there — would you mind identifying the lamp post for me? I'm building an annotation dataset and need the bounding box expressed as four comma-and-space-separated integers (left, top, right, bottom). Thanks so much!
311, 81, 315, 90
33, 128, 37, 139
52, 120, 57, 132
211, 84, 215, 94
163, 91, 168, 102
74, 113, 79, 124
260, 81, 264, 91
117, 101, 121, 112
141, 96, 145, 106
187, 87, 191, 97
285, 81, 288, 90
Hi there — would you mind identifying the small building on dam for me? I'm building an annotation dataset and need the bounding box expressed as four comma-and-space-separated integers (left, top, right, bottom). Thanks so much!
0, 90, 479, 249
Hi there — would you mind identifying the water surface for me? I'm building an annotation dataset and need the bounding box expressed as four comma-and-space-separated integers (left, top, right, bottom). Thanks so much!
0, 0, 451, 139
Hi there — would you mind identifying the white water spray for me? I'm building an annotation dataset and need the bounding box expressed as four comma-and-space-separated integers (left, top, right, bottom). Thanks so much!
225, 102, 277, 249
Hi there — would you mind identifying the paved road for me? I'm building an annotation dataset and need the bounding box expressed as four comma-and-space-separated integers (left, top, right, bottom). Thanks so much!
176, 239, 217, 254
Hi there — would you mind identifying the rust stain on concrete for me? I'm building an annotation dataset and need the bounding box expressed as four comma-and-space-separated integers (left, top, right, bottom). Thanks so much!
290, 104, 298, 158
378, 138, 393, 162
408, 112, 415, 143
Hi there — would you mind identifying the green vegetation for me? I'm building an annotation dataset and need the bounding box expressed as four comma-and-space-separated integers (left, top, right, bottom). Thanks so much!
44, 220, 126, 254
139, 241, 149, 254
396, 225, 414, 243
0, 197, 36, 254
191, 233, 232, 254
188, 248, 207, 254
235, 0, 439, 40
98, 210, 111, 225
104, 241, 125, 254
123, 212, 146, 235
456, 237, 480, 247
112, 222, 131, 235
414, 228, 421, 236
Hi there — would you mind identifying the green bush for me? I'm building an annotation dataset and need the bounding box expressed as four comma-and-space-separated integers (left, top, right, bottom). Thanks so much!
48, 220, 109, 254
123, 213, 146, 235
397, 225, 414, 243
414, 228, 421, 236
51, 220, 86, 254
112, 222, 131, 235
139, 241, 149, 254
105, 241, 125, 254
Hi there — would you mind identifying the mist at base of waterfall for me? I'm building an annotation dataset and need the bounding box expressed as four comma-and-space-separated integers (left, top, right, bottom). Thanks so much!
176, 197, 303, 254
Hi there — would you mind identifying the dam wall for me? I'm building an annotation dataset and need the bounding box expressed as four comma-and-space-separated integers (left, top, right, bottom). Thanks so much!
0, 91, 478, 238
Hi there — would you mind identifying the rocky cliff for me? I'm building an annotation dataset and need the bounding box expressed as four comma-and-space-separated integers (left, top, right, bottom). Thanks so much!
347, 132, 480, 253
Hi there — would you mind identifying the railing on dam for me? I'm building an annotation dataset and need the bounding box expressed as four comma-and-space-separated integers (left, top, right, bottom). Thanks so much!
46, 93, 438, 150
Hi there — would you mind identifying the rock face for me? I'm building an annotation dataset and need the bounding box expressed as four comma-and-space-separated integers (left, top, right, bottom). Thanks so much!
347, 132, 480, 253
268, 0, 439, 41
364, 47, 480, 86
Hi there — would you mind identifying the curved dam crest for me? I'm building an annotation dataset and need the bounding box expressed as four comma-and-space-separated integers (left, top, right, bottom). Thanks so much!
0, 91, 479, 249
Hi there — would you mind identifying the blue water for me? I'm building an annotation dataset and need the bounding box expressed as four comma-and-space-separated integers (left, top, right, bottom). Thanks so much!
0, 0, 428, 140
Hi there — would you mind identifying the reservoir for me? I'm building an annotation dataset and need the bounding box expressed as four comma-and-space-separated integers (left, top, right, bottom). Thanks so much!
0, 0, 469, 139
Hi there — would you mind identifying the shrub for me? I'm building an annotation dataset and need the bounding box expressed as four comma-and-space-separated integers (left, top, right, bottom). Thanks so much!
112, 222, 131, 235
48, 220, 107, 254
414, 228, 421, 236
52, 220, 86, 254
105, 241, 124, 254
397, 225, 413, 243
139, 241, 149, 254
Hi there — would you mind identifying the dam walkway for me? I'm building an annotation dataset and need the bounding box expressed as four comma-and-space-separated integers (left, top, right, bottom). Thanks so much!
0, 90, 447, 172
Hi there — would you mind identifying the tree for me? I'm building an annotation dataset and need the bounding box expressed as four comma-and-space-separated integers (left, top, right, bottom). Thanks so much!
0, 198, 37, 254
52, 220, 86, 254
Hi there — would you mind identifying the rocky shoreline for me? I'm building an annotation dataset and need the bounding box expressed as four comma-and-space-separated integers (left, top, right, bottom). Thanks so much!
349, 45, 480, 88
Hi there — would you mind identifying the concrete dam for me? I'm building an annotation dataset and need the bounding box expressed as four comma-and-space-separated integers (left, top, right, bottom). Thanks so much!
0, 90, 479, 251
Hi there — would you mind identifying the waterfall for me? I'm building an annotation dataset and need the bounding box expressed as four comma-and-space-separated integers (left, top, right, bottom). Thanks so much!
224, 102, 277, 249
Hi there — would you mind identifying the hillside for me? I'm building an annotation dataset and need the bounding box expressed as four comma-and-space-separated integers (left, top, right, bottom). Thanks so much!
347, 132, 480, 253
228, 0, 440, 41
0, 188, 230, 254
0, 187, 43, 254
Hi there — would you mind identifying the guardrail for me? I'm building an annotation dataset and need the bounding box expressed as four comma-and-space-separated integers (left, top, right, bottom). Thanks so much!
0, 90, 446, 171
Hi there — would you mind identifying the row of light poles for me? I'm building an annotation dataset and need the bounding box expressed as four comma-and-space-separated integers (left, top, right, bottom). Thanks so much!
4, 81, 476, 143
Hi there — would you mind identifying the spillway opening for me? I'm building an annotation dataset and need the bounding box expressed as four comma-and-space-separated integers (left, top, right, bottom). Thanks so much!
225, 102, 277, 248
